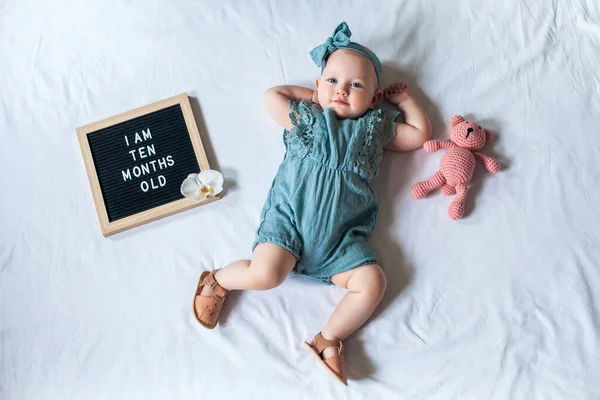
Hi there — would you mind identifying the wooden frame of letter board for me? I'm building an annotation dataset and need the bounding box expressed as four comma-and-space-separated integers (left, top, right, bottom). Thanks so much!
76, 93, 218, 237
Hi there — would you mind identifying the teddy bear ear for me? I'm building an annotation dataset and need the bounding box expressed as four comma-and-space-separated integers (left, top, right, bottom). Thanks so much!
484, 129, 494, 143
451, 115, 465, 127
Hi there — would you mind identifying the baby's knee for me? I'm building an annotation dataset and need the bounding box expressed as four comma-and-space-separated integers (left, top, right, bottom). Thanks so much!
357, 264, 387, 302
248, 266, 286, 290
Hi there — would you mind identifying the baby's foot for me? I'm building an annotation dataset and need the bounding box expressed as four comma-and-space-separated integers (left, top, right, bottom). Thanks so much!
193, 285, 216, 319
311, 336, 339, 359
192, 270, 228, 329
200, 284, 216, 297
305, 332, 348, 385
194, 272, 219, 311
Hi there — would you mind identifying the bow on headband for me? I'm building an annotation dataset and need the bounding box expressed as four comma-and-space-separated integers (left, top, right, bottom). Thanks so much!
309, 22, 352, 67
309, 21, 382, 84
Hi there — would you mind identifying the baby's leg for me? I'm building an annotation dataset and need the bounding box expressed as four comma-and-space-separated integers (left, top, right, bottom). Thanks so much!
315, 264, 386, 358
194, 243, 295, 329
199, 243, 295, 298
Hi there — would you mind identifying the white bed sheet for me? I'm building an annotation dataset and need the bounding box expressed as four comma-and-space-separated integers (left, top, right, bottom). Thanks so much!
2, 0, 600, 398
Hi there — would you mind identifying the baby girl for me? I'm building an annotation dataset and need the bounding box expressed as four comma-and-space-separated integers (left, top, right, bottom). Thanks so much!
192, 22, 432, 385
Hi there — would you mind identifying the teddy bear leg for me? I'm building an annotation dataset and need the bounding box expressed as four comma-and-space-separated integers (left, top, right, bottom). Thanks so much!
447, 184, 468, 220
441, 184, 456, 196
410, 171, 445, 200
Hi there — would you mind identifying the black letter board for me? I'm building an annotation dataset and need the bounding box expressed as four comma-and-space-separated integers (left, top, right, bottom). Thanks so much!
77, 93, 218, 237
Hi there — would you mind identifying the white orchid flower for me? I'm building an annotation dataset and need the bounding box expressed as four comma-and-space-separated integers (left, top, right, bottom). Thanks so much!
180, 170, 224, 202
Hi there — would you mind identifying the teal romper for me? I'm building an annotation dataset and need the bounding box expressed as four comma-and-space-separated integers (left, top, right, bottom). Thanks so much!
253, 100, 401, 283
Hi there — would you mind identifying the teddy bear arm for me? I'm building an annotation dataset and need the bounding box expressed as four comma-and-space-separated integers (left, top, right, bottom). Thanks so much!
425, 140, 455, 152
474, 152, 501, 173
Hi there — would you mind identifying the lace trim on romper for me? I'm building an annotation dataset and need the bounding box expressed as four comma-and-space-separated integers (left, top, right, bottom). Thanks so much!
352, 108, 401, 182
283, 101, 401, 181
283, 100, 316, 158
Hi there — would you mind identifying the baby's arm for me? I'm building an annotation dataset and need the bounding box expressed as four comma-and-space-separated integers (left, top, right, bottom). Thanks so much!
264, 85, 315, 130
382, 82, 432, 152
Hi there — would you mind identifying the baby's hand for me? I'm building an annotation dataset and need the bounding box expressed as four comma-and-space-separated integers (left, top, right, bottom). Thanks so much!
383, 82, 412, 106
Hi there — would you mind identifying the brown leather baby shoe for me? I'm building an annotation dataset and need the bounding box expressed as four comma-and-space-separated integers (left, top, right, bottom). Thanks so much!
192, 269, 228, 329
304, 332, 348, 386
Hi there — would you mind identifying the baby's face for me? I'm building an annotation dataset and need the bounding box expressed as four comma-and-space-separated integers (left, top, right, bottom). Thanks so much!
316, 50, 382, 119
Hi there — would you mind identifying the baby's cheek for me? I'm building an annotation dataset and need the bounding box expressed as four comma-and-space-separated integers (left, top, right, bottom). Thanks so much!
318, 92, 329, 105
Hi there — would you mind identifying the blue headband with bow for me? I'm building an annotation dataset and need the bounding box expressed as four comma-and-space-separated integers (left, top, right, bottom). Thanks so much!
309, 22, 382, 85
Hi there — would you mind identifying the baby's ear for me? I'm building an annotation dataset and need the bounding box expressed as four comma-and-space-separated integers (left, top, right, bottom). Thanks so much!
451, 115, 465, 127
484, 129, 494, 143
371, 89, 383, 107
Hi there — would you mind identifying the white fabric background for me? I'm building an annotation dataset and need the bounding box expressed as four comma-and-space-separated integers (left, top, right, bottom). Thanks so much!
1, 0, 600, 398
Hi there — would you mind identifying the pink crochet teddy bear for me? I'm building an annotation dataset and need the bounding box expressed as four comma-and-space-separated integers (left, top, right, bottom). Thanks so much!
410, 115, 501, 220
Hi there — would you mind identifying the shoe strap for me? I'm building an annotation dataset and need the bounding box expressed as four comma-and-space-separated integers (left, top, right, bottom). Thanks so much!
203, 270, 228, 301
314, 332, 343, 357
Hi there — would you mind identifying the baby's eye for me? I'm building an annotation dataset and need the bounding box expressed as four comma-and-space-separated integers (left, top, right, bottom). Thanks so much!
351, 82, 362, 88
327, 78, 337, 84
